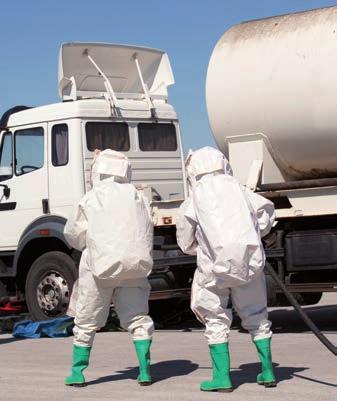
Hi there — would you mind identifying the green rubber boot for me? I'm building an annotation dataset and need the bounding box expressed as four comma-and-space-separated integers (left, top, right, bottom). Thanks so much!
254, 337, 277, 387
133, 339, 152, 386
65, 345, 91, 387
200, 343, 233, 392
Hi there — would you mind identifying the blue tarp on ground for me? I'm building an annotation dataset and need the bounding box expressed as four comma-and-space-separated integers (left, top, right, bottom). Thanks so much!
12, 316, 74, 338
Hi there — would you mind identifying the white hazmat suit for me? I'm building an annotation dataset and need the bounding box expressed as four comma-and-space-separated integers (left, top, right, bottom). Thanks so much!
176, 147, 275, 345
64, 150, 154, 347
177, 148, 277, 391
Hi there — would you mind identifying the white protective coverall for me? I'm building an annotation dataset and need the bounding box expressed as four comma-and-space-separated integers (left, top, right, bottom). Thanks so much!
176, 147, 275, 344
64, 150, 154, 347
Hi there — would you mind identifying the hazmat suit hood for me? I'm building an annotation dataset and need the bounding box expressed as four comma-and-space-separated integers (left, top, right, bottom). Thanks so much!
90, 149, 132, 187
185, 147, 233, 190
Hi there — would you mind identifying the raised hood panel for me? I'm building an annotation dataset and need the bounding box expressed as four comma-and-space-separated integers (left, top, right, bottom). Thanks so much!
58, 42, 174, 100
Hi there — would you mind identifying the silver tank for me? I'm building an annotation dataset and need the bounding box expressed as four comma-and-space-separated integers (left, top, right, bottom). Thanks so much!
206, 6, 337, 180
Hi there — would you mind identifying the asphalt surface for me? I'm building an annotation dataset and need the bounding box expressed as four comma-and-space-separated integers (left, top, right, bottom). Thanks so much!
0, 293, 336, 401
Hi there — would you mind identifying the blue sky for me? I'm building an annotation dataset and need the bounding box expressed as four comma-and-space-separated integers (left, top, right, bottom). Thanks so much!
1, 0, 337, 153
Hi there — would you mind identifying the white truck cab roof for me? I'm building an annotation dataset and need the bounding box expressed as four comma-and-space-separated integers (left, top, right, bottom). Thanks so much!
6, 98, 177, 128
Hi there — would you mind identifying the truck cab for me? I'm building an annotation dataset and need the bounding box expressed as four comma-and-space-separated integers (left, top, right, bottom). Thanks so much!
0, 43, 194, 320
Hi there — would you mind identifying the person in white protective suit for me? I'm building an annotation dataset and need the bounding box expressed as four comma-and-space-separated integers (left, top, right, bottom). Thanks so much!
64, 149, 154, 387
176, 147, 277, 392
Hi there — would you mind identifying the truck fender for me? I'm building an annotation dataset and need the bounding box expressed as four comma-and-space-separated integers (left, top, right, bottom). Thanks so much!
12, 215, 71, 276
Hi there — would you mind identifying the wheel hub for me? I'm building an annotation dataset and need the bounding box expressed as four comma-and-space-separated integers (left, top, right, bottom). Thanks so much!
37, 271, 70, 316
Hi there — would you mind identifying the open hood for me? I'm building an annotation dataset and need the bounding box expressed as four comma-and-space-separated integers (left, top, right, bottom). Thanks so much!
58, 42, 174, 101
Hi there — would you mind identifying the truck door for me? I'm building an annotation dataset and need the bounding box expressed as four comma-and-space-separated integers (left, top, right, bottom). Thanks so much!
47, 121, 83, 218
0, 124, 48, 249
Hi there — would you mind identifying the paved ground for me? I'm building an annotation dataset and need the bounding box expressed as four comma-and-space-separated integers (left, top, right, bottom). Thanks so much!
0, 294, 336, 401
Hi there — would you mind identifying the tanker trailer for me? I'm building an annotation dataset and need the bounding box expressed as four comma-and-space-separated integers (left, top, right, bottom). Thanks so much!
206, 6, 337, 306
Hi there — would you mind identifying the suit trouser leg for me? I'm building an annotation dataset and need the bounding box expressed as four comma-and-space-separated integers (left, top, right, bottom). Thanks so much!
230, 272, 272, 341
73, 257, 113, 347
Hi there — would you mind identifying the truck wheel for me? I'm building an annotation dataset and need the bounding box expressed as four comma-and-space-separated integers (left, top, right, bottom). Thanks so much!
25, 251, 78, 321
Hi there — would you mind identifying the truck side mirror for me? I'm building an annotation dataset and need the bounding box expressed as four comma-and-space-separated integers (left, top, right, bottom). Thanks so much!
0, 184, 10, 199
4, 187, 10, 198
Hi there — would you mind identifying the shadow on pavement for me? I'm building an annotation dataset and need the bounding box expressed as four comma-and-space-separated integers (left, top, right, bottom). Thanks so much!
0, 335, 24, 345
231, 362, 306, 388
230, 362, 337, 388
87, 359, 198, 385
291, 373, 337, 388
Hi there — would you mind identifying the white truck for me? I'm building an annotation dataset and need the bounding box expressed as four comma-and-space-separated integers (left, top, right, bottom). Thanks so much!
206, 6, 337, 306
0, 43, 195, 320
1, 5, 337, 321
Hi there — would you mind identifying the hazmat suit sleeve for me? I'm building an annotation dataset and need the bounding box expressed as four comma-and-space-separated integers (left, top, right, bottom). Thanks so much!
245, 189, 276, 237
176, 197, 198, 255
64, 199, 88, 251
138, 190, 153, 222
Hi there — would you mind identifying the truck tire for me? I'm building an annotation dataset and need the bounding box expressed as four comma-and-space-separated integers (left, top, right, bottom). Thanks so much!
25, 251, 78, 321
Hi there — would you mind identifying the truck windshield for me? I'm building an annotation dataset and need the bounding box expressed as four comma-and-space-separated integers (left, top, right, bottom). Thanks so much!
138, 123, 177, 151
86, 122, 130, 151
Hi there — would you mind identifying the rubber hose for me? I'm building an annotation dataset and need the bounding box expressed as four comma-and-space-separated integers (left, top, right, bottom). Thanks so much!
265, 262, 337, 356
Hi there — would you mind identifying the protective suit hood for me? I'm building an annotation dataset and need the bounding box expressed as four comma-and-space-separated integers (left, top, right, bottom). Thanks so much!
186, 147, 233, 184
91, 149, 131, 186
